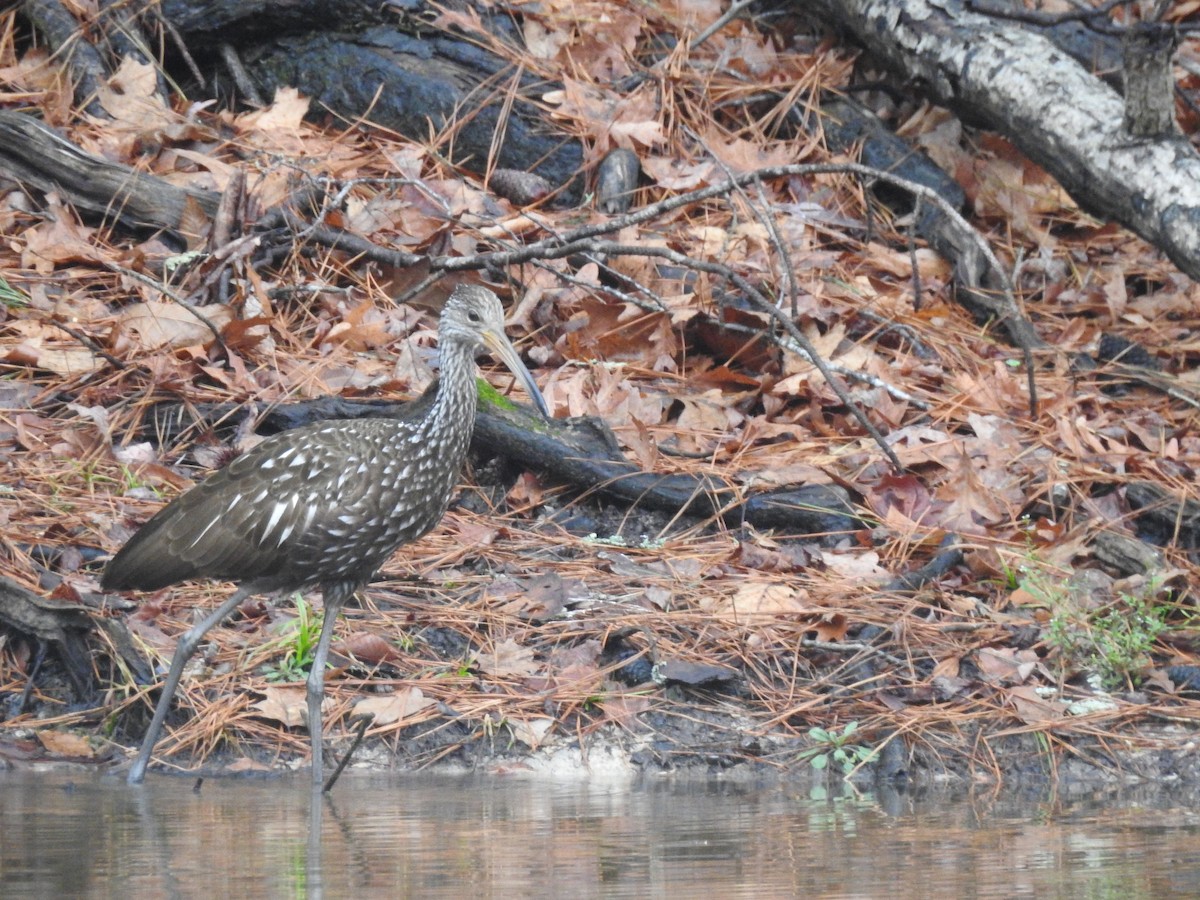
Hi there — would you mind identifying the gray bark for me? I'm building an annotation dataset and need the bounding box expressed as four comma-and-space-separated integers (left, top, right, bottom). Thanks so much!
801, 0, 1200, 282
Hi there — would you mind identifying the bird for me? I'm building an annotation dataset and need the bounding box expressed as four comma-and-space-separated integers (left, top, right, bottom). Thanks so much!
102, 284, 549, 790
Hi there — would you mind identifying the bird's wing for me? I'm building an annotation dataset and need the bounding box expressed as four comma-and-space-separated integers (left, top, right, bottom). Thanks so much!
102, 423, 377, 592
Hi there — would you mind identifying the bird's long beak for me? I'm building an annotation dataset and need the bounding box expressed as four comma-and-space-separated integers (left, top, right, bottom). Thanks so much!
483, 330, 551, 419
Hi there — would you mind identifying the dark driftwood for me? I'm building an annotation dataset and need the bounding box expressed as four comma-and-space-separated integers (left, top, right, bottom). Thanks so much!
150, 0, 584, 201
21, 0, 108, 117
0, 576, 154, 701
0, 111, 424, 270
1091, 529, 1166, 578
134, 392, 862, 540
473, 405, 860, 536
158, 0, 382, 41
1125, 483, 1200, 552
241, 27, 583, 203
0, 111, 220, 236
18, 1, 584, 200
797, 0, 1200, 284
0, 576, 96, 698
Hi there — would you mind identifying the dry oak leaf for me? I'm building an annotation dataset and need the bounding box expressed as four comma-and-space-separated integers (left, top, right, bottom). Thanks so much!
714, 582, 811, 624
117, 301, 234, 351
336, 632, 403, 666
37, 731, 96, 758
1007, 684, 1069, 724
96, 58, 168, 127
20, 208, 103, 273
975, 647, 1040, 686
475, 638, 540, 677
354, 688, 435, 726
2, 338, 105, 377
236, 86, 309, 132
936, 447, 1010, 535
252, 685, 312, 728
508, 717, 555, 750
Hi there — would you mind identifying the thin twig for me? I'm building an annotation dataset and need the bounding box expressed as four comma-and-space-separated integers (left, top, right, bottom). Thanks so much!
277, 208, 423, 269
323, 713, 373, 792
714, 319, 932, 409
573, 239, 907, 470
429, 162, 1022, 328
692, 0, 760, 48
105, 262, 229, 354
50, 320, 126, 370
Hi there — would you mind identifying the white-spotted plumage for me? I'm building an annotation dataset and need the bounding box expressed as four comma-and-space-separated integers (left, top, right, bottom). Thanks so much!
102, 284, 549, 789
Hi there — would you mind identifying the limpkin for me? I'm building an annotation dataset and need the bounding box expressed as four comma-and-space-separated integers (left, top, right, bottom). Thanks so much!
102, 284, 549, 789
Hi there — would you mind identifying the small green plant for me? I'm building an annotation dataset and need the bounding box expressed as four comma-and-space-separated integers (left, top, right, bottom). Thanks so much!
798, 722, 876, 776
264, 596, 322, 682
480, 712, 514, 750
1043, 589, 1168, 690
117, 464, 154, 495
998, 556, 1023, 590
70, 461, 155, 497
393, 631, 416, 653
0, 276, 28, 308
1020, 556, 1171, 690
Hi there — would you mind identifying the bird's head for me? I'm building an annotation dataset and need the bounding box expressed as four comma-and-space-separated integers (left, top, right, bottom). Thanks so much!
440, 284, 549, 417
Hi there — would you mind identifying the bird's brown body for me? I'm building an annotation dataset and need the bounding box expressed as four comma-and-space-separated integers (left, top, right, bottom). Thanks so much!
103, 405, 475, 595
103, 285, 547, 789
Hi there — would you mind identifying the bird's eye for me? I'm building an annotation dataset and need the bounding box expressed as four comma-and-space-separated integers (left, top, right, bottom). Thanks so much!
467, 310, 481, 323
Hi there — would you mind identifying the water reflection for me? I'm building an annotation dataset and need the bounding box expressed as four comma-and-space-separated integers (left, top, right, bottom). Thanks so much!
4, 770, 1200, 897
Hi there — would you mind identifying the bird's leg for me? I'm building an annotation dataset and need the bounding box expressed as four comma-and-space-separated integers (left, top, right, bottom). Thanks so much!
128, 585, 255, 785
307, 588, 348, 792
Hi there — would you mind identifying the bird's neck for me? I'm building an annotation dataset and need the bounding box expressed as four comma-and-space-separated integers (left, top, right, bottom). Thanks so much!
424, 339, 479, 445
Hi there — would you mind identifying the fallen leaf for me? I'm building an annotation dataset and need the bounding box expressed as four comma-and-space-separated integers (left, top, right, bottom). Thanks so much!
932, 675, 971, 699
508, 717, 554, 750
820, 550, 887, 579
715, 582, 811, 624
235, 87, 311, 151
475, 638, 540, 677
932, 655, 962, 679
936, 447, 1010, 535
322, 298, 392, 350
37, 731, 94, 758
354, 688, 435, 726
1008, 684, 1068, 724
596, 694, 651, 729
2, 341, 105, 376
975, 647, 1039, 685
337, 632, 403, 666
117, 301, 234, 350
20, 204, 102, 272
516, 573, 567, 622
811, 613, 850, 642
251, 685, 310, 727
96, 58, 168, 128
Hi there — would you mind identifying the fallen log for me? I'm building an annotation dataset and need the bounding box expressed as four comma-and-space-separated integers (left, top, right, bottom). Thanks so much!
797, 0, 1200, 283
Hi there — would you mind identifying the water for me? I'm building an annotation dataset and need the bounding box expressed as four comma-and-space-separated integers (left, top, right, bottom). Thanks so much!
3, 770, 1200, 898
